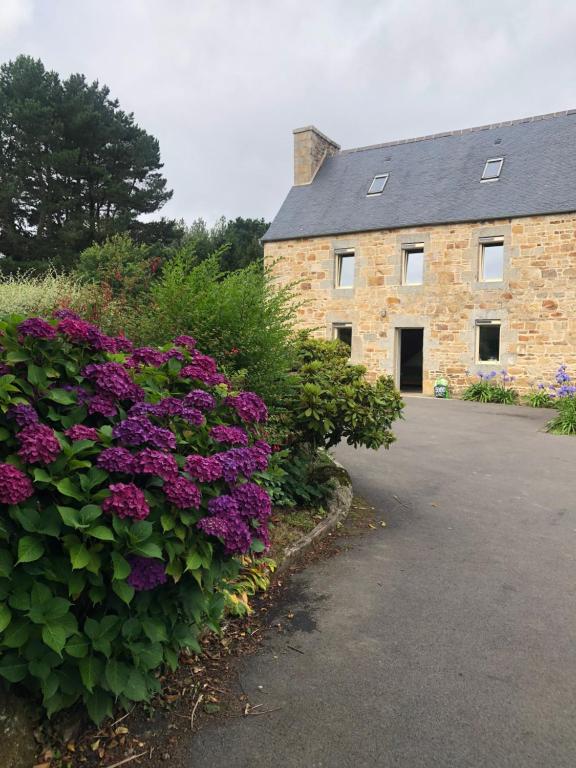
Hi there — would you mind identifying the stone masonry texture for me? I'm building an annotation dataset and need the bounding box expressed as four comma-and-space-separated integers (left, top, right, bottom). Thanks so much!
264, 214, 576, 395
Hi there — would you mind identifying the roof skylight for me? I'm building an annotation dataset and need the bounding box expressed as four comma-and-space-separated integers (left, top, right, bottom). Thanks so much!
481, 157, 504, 182
367, 174, 389, 195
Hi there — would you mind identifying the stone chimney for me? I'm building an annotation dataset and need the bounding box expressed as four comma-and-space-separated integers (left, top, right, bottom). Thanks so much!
293, 126, 340, 186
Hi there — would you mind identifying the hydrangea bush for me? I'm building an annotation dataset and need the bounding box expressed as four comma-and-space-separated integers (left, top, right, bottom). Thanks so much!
0, 313, 271, 723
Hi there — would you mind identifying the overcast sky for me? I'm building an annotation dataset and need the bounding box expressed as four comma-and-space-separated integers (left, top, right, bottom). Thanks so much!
1, 0, 575, 225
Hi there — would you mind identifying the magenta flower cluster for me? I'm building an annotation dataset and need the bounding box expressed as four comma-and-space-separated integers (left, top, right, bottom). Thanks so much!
65, 425, 99, 442
83, 362, 144, 403
164, 476, 201, 509
126, 555, 167, 591
17, 423, 60, 464
185, 454, 223, 483
18, 317, 57, 340
226, 392, 268, 423
0, 463, 34, 504
209, 425, 248, 446
102, 482, 150, 520
197, 482, 271, 555
180, 351, 228, 386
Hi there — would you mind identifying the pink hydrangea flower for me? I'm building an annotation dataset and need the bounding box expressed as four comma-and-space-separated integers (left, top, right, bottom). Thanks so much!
0, 463, 33, 504
164, 476, 201, 509
185, 454, 223, 483
226, 392, 268, 423
64, 425, 99, 442
102, 482, 150, 520
18, 424, 61, 464
209, 425, 248, 446
132, 448, 179, 481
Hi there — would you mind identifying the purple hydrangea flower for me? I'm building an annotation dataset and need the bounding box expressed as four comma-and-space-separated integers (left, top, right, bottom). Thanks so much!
58, 316, 110, 350
87, 394, 118, 418
18, 317, 57, 340
180, 352, 228, 386
128, 402, 159, 418
185, 390, 216, 412
64, 425, 99, 442
207, 494, 240, 518
149, 425, 177, 451
155, 397, 204, 425
97, 447, 135, 473
132, 448, 179, 481
164, 476, 201, 509
232, 482, 272, 523
124, 347, 168, 369
0, 463, 34, 504
113, 416, 177, 451
209, 425, 248, 446
126, 555, 167, 591
215, 445, 270, 483
197, 514, 252, 554
0, 363, 10, 376
173, 335, 197, 351
226, 392, 268, 423
185, 454, 223, 483
82, 362, 144, 402
102, 482, 149, 520
8, 404, 39, 427
18, 423, 60, 464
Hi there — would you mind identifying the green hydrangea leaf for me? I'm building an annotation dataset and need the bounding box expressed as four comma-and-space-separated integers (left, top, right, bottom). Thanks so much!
42, 623, 67, 655
0, 602, 12, 633
16, 535, 44, 564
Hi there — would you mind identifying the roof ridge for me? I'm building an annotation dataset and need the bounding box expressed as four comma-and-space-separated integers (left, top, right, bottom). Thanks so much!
339, 108, 576, 155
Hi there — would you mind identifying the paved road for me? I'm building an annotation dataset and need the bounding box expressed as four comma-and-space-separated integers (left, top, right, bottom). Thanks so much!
185, 398, 576, 767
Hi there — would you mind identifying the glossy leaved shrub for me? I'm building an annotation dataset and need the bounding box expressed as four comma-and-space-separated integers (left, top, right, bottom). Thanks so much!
0, 313, 271, 723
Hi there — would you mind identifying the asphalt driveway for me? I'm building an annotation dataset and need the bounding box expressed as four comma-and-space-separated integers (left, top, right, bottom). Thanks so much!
185, 398, 576, 767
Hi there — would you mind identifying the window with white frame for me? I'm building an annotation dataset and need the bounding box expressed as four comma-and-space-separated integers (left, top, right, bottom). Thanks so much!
402, 246, 424, 285
367, 174, 389, 195
333, 323, 352, 349
476, 320, 501, 362
335, 251, 355, 288
481, 157, 504, 181
480, 240, 504, 282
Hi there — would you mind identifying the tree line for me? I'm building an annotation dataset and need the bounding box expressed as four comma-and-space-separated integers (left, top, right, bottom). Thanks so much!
0, 55, 268, 274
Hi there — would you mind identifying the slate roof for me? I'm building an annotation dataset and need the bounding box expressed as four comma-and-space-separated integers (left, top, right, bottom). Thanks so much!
263, 110, 576, 242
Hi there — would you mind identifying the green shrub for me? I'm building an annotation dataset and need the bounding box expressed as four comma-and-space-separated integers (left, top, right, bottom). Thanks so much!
0, 313, 272, 723
76, 234, 161, 299
462, 371, 519, 404
129, 253, 299, 403
281, 335, 403, 452
546, 396, 576, 434
0, 271, 96, 318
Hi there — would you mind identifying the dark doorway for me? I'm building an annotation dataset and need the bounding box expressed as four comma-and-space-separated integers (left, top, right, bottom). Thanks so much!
399, 328, 423, 392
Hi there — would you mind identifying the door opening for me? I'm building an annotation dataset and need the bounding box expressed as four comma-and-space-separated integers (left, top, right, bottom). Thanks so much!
399, 328, 423, 392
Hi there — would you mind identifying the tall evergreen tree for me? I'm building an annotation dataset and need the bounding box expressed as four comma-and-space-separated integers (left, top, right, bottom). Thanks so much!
0, 56, 172, 272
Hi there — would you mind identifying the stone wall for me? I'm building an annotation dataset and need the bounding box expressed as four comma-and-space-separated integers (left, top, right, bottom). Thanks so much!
264, 213, 576, 395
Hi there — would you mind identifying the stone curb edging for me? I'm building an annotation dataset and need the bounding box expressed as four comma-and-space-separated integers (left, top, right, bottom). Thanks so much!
276, 459, 353, 574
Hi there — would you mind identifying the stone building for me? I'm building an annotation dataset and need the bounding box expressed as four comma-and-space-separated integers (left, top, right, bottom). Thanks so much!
262, 112, 576, 395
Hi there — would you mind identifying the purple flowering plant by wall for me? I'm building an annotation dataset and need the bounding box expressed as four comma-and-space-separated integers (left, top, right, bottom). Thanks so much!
0, 313, 272, 724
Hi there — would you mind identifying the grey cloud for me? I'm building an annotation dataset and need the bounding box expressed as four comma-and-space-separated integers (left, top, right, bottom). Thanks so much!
2, 0, 575, 224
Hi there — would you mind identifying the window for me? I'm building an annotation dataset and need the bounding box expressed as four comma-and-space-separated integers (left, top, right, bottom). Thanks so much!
335, 251, 355, 288
481, 157, 504, 181
476, 321, 500, 362
480, 241, 504, 282
402, 246, 424, 285
333, 323, 352, 348
367, 174, 389, 195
